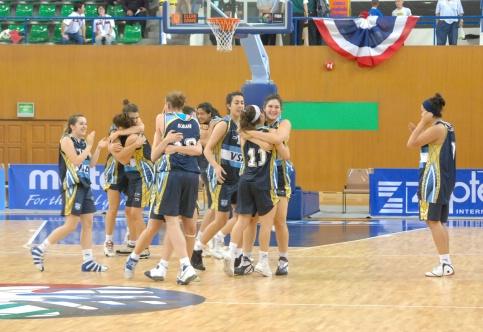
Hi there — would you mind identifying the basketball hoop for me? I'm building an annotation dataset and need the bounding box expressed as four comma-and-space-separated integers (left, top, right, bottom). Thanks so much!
207, 17, 240, 52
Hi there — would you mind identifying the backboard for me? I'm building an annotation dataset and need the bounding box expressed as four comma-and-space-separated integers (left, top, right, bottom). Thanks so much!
162, 0, 293, 34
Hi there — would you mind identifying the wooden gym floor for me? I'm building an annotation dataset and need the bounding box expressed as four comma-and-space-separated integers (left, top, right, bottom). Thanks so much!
1, 212, 483, 331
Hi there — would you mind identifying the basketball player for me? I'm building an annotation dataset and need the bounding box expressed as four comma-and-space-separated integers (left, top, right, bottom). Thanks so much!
191, 92, 245, 271
224, 104, 279, 277
30, 114, 109, 272
238, 94, 292, 276
407, 93, 456, 277
195, 102, 222, 256
103, 100, 144, 257
124, 91, 200, 285
109, 110, 154, 259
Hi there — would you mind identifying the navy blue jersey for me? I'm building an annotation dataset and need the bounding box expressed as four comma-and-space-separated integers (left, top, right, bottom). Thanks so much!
418, 120, 456, 204
59, 135, 91, 189
213, 116, 242, 185
159, 112, 200, 174
241, 127, 277, 190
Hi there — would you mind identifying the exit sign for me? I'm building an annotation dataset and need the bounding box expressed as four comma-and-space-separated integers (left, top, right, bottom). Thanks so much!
17, 102, 35, 118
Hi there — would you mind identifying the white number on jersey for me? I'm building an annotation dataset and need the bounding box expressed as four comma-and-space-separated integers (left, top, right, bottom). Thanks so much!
247, 148, 267, 167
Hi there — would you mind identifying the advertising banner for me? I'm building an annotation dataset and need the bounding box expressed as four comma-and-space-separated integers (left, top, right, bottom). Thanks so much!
370, 169, 483, 217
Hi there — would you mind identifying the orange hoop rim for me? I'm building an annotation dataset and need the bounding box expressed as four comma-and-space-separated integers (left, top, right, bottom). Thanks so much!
207, 17, 240, 31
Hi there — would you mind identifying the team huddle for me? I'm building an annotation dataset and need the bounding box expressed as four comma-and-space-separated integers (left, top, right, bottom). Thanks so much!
30, 91, 293, 285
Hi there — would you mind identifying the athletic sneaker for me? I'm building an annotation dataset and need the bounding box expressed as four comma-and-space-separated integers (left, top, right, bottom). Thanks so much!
202, 238, 215, 257
144, 263, 167, 281
255, 260, 272, 277
211, 237, 225, 260
124, 256, 139, 279
103, 240, 115, 257
81, 260, 108, 272
116, 243, 135, 255
176, 264, 197, 285
30, 246, 44, 272
234, 256, 254, 276
191, 250, 206, 271
275, 257, 289, 276
140, 248, 151, 259
234, 254, 242, 269
425, 263, 455, 277
223, 254, 235, 277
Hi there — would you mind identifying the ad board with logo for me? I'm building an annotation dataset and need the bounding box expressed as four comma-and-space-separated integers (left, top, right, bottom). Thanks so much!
370, 168, 483, 218
8, 164, 126, 211
0, 164, 5, 210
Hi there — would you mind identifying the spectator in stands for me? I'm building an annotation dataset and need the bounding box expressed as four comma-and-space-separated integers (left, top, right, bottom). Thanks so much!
94, 6, 116, 45
291, 0, 308, 45
121, 0, 148, 37
62, 2, 86, 44
308, 0, 330, 46
392, 0, 412, 16
369, 0, 383, 17
435, 0, 464, 45
257, 0, 281, 45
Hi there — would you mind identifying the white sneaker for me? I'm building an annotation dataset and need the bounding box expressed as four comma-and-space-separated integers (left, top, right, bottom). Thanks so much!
144, 263, 168, 281
223, 253, 235, 277
255, 260, 273, 277
103, 240, 116, 257
176, 265, 197, 285
202, 238, 214, 257
211, 237, 225, 260
425, 263, 455, 277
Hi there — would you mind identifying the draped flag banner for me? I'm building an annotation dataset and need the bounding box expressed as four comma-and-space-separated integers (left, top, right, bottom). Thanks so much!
314, 16, 419, 67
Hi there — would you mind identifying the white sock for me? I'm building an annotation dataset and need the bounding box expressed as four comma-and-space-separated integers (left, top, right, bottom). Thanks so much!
180, 257, 190, 267
130, 252, 140, 260
105, 235, 113, 242
82, 249, 93, 262
229, 242, 237, 257
259, 251, 269, 262
159, 259, 169, 268
196, 231, 203, 241
127, 240, 136, 247
244, 252, 252, 259
439, 254, 451, 265
235, 248, 242, 257
38, 239, 51, 252
279, 252, 288, 260
216, 231, 225, 241
194, 239, 203, 251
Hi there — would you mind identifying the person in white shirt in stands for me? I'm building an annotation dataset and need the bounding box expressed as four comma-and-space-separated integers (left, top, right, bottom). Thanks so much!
392, 0, 412, 16
93, 5, 116, 45
62, 2, 86, 44
435, 0, 464, 45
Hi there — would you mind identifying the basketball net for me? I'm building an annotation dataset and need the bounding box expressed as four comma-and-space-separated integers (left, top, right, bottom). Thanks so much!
207, 17, 240, 52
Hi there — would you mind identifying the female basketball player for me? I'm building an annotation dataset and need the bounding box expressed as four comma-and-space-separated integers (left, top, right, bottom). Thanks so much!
109, 110, 154, 259
124, 91, 200, 285
237, 94, 292, 276
190, 92, 245, 270
407, 93, 456, 277
224, 104, 279, 277
195, 102, 222, 256
30, 114, 108, 272
103, 100, 144, 257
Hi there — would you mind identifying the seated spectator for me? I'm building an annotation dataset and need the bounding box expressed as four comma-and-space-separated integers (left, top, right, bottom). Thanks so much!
121, 0, 148, 38
62, 2, 86, 44
369, 0, 383, 17
392, 0, 412, 16
94, 6, 116, 45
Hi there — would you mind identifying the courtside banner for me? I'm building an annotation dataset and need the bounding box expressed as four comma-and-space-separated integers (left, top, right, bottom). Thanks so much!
0, 164, 5, 210
370, 169, 483, 218
8, 164, 124, 211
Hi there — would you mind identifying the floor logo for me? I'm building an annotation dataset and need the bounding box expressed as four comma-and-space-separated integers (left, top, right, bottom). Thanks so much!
0, 284, 205, 319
